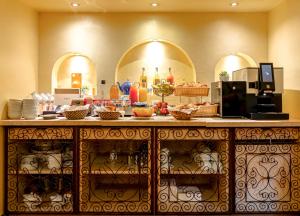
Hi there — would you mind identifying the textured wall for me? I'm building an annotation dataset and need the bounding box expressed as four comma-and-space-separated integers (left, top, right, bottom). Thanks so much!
38, 12, 268, 93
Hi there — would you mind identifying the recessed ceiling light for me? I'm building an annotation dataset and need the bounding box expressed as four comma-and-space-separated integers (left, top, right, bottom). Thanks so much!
151, 2, 159, 7
231, 2, 239, 7
71, 2, 80, 7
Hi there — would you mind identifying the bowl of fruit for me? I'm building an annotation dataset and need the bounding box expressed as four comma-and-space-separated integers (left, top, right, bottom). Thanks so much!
153, 101, 169, 116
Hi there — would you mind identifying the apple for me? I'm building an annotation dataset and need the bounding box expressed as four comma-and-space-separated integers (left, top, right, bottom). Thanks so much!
157, 101, 162, 108
161, 102, 168, 108
160, 108, 168, 115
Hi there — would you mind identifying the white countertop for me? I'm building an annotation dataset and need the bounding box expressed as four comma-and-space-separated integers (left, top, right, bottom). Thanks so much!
1, 116, 300, 127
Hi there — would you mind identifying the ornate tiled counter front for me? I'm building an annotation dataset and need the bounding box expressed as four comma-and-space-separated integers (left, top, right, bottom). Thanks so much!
1, 117, 300, 215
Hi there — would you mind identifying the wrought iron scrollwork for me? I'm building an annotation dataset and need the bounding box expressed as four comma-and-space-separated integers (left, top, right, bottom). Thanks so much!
80, 127, 151, 213
235, 128, 299, 141
8, 128, 73, 140
157, 128, 229, 213
235, 128, 300, 212
7, 127, 73, 213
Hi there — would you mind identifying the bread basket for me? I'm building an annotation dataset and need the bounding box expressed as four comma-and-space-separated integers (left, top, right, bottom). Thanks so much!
98, 111, 120, 120
64, 109, 88, 120
194, 104, 218, 117
170, 110, 197, 120
174, 87, 209, 97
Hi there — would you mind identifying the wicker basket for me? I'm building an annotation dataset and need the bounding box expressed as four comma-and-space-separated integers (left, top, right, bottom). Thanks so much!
170, 110, 197, 120
98, 111, 120, 120
64, 109, 88, 120
194, 104, 218, 117
174, 87, 209, 97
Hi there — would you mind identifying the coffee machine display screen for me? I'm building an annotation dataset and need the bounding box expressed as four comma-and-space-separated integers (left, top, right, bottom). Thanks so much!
259, 63, 275, 92
261, 64, 273, 82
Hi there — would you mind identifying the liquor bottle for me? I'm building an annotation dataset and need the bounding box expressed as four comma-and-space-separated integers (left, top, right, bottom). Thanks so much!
166, 67, 174, 84
140, 67, 147, 88
153, 67, 160, 85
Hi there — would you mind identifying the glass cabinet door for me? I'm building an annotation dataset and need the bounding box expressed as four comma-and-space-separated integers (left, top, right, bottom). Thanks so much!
79, 127, 151, 213
157, 128, 229, 213
7, 127, 74, 213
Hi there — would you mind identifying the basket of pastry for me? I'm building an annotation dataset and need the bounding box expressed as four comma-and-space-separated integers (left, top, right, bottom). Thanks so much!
193, 102, 218, 117
63, 105, 89, 120
174, 83, 209, 97
168, 104, 198, 120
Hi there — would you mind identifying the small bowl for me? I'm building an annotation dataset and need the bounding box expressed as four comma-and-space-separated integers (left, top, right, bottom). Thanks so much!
64, 109, 88, 120
98, 111, 120, 120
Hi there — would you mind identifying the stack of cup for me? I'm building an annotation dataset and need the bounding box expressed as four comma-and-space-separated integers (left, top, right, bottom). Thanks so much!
22, 99, 38, 120
8, 99, 23, 119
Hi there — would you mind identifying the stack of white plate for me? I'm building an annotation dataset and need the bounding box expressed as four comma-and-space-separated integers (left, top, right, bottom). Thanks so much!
22, 99, 38, 119
8, 99, 23, 119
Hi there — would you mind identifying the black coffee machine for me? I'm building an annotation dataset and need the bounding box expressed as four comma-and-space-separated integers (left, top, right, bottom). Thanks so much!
232, 63, 289, 120
211, 81, 247, 118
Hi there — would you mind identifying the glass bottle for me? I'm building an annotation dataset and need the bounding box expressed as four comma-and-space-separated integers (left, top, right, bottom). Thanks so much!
98, 80, 106, 99
153, 67, 160, 85
166, 67, 174, 84
139, 86, 148, 103
140, 67, 148, 88
110, 83, 119, 100
129, 82, 139, 105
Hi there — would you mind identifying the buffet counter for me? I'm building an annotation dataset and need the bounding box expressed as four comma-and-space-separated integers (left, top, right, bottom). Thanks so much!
2, 117, 300, 215
1, 116, 300, 127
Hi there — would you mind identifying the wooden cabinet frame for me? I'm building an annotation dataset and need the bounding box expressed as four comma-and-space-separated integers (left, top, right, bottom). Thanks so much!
4, 126, 300, 215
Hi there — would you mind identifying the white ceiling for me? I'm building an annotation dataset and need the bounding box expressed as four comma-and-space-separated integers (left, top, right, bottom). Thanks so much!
19, 0, 284, 13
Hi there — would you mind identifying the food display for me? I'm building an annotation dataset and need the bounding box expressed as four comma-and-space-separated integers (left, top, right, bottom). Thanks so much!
152, 83, 175, 102
174, 82, 209, 97
97, 111, 120, 120
174, 102, 218, 117
132, 107, 153, 117
153, 101, 169, 116
63, 106, 89, 120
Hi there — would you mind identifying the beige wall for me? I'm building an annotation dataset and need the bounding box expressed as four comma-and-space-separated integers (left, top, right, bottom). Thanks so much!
268, 0, 300, 118
0, 0, 38, 213
0, 0, 38, 118
38, 12, 268, 93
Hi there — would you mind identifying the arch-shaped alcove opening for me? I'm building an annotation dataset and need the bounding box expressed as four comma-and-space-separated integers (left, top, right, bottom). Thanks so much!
214, 53, 257, 81
115, 40, 196, 86
51, 53, 97, 95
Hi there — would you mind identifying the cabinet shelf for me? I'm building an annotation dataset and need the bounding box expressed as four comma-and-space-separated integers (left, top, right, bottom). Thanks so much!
161, 155, 224, 175
9, 169, 73, 175
83, 157, 149, 175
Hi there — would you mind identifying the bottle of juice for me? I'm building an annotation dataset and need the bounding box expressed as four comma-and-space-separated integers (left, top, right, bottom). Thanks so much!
129, 83, 138, 105
153, 67, 160, 85
140, 67, 147, 88
110, 83, 119, 100
139, 87, 148, 103
166, 67, 174, 84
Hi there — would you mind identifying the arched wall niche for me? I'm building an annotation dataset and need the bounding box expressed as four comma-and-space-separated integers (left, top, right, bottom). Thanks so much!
115, 39, 196, 86
214, 52, 257, 81
51, 53, 97, 95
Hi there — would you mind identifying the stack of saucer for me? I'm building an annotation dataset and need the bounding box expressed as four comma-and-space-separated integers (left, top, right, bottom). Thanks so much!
8, 99, 23, 119
22, 99, 38, 119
